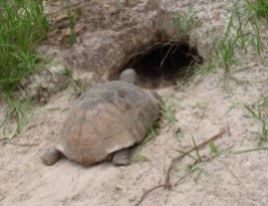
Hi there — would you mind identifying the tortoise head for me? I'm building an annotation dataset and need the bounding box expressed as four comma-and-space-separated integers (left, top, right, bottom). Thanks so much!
119, 68, 138, 84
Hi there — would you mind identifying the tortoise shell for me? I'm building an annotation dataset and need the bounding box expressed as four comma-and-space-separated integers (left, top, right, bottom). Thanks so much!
56, 81, 160, 166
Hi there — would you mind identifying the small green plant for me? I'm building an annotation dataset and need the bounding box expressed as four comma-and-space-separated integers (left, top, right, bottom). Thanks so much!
67, 11, 77, 45
245, 0, 268, 17
244, 103, 268, 144
161, 97, 180, 126
132, 152, 148, 163
175, 135, 231, 185
142, 124, 160, 144
148, 126, 160, 138
208, 140, 219, 155
0, 94, 31, 140
192, 136, 202, 162
232, 1, 247, 51
249, 18, 262, 55
214, 0, 263, 75
173, 4, 200, 34
213, 11, 235, 74
175, 137, 203, 163
215, 35, 235, 74
195, 62, 214, 77
256, 0, 268, 17
239, 0, 263, 54
244, 104, 262, 120
162, 103, 177, 125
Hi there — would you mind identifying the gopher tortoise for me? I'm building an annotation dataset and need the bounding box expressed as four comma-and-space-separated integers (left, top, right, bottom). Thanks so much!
40, 68, 161, 166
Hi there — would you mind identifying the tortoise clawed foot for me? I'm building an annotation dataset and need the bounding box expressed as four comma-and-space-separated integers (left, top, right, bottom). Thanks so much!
40, 148, 62, 166
112, 149, 131, 166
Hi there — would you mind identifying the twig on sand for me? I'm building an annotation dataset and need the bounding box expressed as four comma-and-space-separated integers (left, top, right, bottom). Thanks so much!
134, 184, 166, 206
134, 127, 226, 206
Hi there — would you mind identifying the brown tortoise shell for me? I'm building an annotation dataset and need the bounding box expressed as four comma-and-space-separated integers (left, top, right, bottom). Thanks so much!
55, 81, 160, 166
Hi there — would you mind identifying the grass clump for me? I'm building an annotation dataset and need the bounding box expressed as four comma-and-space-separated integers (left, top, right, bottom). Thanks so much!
244, 97, 268, 145
214, 0, 264, 75
246, 0, 268, 17
0, 0, 48, 136
0, 93, 31, 140
0, 0, 48, 92
67, 11, 77, 45
173, 4, 200, 35
161, 97, 180, 126
216, 36, 235, 74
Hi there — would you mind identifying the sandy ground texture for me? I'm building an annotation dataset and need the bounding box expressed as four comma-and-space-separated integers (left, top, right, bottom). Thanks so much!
1, 0, 268, 205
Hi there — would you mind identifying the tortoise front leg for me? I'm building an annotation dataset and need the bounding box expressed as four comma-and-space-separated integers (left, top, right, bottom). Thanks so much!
112, 148, 131, 166
40, 147, 62, 166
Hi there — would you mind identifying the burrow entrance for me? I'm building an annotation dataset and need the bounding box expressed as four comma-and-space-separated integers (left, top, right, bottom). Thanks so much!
112, 41, 203, 88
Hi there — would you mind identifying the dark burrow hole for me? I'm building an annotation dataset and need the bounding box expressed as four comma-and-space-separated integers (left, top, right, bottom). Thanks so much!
114, 41, 203, 88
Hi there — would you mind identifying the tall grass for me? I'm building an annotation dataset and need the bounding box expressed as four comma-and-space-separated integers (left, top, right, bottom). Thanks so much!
0, 0, 48, 93
0, 0, 48, 135
249, 0, 268, 17
214, 0, 264, 74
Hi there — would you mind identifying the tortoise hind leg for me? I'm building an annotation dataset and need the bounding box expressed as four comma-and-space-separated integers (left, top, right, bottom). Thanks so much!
112, 148, 131, 166
40, 147, 62, 166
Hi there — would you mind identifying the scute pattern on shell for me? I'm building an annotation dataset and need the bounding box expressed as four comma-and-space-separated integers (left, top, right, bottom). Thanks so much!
56, 81, 159, 166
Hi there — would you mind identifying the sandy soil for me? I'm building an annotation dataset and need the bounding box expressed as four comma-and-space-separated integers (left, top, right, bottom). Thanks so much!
1, 0, 268, 205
